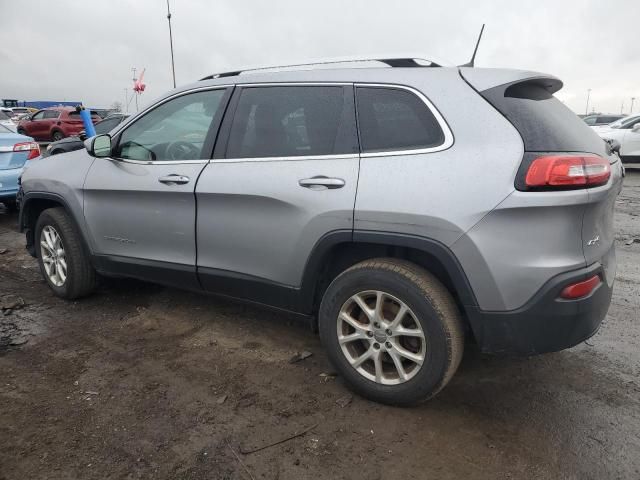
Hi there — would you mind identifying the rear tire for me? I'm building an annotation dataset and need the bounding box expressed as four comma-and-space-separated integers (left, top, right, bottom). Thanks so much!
51, 130, 64, 142
35, 207, 96, 299
319, 258, 464, 406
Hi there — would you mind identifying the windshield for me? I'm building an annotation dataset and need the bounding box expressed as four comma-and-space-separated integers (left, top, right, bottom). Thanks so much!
0, 110, 10, 120
609, 115, 640, 129
0, 123, 12, 133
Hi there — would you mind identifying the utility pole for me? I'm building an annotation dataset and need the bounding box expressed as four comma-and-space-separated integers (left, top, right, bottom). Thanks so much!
585, 89, 592, 115
166, 0, 176, 88
631, 97, 636, 115
123, 88, 129, 114
131, 68, 138, 112
621, 101, 624, 115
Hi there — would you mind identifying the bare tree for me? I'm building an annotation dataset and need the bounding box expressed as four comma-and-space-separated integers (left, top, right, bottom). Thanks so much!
110, 101, 123, 113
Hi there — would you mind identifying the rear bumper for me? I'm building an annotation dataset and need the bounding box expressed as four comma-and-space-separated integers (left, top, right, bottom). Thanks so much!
468, 262, 613, 355
0, 167, 24, 199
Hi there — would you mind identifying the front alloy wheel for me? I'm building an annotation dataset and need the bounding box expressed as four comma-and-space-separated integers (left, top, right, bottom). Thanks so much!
35, 207, 97, 299
40, 225, 67, 286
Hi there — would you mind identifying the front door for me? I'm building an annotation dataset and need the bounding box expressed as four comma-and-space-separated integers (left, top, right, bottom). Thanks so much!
196, 84, 360, 310
27, 111, 46, 139
83, 87, 231, 289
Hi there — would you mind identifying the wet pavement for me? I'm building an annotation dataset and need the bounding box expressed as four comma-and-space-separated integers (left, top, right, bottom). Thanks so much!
0, 172, 639, 479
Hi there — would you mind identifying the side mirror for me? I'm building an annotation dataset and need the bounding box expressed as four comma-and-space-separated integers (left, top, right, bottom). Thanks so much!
84, 134, 112, 158
632, 123, 640, 133
78, 130, 87, 141
607, 139, 621, 154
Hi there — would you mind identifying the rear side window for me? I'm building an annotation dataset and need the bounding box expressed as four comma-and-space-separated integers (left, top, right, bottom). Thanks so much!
481, 81, 607, 155
44, 110, 60, 119
356, 87, 445, 153
226, 86, 356, 158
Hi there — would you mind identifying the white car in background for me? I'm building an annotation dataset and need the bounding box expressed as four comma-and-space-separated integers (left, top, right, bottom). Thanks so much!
0, 109, 17, 132
595, 114, 640, 163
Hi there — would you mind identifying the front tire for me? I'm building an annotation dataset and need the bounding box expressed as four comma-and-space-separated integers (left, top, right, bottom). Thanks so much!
319, 258, 464, 406
35, 207, 96, 299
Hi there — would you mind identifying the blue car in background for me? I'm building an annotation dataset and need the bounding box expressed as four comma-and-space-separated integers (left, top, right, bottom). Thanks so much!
0, 123, 40, 212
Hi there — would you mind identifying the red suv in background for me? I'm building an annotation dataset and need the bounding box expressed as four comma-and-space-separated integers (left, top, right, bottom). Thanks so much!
17, 107, 101, 142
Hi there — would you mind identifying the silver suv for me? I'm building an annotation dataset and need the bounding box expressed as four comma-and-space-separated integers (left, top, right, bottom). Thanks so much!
18, 57, 623, 405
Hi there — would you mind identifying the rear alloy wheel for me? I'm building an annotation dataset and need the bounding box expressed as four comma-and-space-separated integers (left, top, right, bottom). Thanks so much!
337, 290, 426, 385
319, 258, 464, 406
35, 207, 96, 299
51, 130, 64, 142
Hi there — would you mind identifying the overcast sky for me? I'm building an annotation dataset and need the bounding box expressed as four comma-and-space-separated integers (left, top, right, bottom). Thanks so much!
1, 0, 638, 114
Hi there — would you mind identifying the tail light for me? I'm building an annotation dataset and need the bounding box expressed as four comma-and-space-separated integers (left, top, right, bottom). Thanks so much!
560, 274, 601, 299
13, 141, 40, 160
525, 155, 610, 189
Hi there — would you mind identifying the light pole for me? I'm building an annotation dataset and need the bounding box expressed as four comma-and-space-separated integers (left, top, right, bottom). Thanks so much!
123, 88, 128, 114
166, 0, 176, 88
631, 97, 636, 114
131, 68, 139, 112
585, 89, 592, 115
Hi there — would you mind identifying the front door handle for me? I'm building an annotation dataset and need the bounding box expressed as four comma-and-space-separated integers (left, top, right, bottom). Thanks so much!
298, 176, 345, 190
158, 174, 190, 185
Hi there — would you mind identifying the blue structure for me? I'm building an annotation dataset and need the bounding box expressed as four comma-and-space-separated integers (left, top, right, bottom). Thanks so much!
22, 100, 81, 109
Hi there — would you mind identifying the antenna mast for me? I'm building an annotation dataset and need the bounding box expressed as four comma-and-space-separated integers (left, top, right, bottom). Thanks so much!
461, 24, 485, 67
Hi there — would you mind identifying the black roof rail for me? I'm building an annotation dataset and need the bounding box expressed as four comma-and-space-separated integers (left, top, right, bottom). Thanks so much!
199, 55, 445, 81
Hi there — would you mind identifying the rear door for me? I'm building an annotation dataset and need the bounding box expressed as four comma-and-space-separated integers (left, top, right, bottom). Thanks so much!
83, 87, 231, 289
195, 84, 359, 308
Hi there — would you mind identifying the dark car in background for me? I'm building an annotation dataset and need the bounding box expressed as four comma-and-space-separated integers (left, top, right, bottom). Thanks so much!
44, 114, 129, 156
17, 107, 101, 142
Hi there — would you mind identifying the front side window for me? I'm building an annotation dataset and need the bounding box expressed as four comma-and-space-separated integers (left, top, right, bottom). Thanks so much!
583, 117, 597, 125
226, 86, 354, 158
117, 89, 226, 161
356, 87, 445, 153
31, 111, 45, 120
44, 110, 60, 119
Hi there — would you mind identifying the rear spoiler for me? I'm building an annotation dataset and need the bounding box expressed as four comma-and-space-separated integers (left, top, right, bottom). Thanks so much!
459, 67, 563, 94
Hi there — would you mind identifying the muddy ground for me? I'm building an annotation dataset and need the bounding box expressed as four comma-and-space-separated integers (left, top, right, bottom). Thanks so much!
1, 173, 639, 480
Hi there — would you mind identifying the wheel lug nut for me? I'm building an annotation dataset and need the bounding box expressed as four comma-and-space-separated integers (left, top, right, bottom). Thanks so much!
385, 329, 392, 335
373, 343, 380, 350
386, 342, 392, 349
367, 331, 373, 337
374, 322, 380, 328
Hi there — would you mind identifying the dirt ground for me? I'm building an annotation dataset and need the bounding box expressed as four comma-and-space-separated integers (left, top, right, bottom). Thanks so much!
1, 173, 639, 480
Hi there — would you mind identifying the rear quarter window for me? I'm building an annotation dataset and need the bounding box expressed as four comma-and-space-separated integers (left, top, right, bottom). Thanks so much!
355, 86, 445, 153
481, 81, 607, 155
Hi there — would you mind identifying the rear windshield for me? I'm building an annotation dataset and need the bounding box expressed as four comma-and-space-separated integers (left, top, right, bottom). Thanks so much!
481, 81, 607, 155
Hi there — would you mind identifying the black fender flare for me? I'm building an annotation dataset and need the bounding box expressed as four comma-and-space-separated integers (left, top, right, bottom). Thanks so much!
298, 229, 479, 316
19, 191, 93, 257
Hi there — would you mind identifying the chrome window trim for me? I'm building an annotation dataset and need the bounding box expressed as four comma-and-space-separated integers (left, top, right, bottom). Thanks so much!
109, 85, 232, 166
107, 81, 453, 165
213, 153, 359, 164
355, 82, 454, 158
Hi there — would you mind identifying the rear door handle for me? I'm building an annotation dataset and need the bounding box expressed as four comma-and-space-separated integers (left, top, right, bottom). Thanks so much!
298, 176, 345, 190
158, 174, 190, 185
